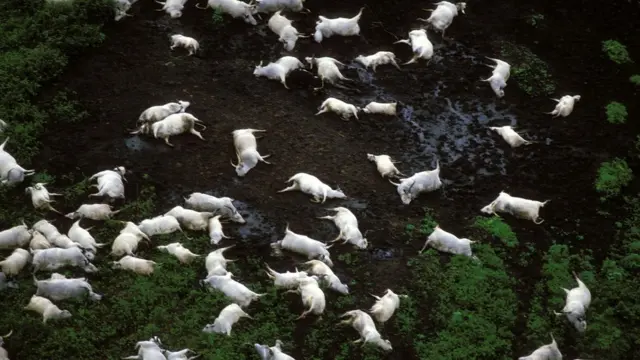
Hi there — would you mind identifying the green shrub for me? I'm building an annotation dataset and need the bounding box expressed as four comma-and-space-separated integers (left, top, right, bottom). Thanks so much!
595, 158, 633, 200
500, 41, 556, 96
630, 75, 640, 85
602, 40, 632, 64
605, 101, 628, 124
473, 216, 518, 247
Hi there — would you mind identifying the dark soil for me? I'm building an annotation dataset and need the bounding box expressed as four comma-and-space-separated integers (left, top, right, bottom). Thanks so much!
32, 0, 640, 358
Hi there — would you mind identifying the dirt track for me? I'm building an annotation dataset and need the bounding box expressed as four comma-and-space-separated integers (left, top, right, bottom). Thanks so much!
31, 0, 640, 357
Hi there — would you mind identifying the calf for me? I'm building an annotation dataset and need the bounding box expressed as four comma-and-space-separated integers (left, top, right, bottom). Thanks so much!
230, 129, 271, 176
481, 191, 549, 224
367, 154, 403, 178
420, 225, 476, 259
24, 295, 72, 323
547, 95, 581, 118
157, 242, 201, 264
170, 34, 200, 56
268, 12, 309, 51
314, 8, 364, 43
362, 101, 397, 116
553, 271, 591, 333
254, 56, 308, 89
205, 245, 235, 277
208, 215, 231, 245
418, 1, 467, 39
369, 289, 407, 324
25, 183, 63, 213
389, 161, 442, 204
318, 207, 368, 249
316, 97, 360, 121
200, 272, 265, 307
339, 310, 392, 351
184, 192, 246, 223
110, 221, 150, 257
355, 51, 401, 72
394, 29, 433, 65
130, 113, 206, 147
202, 303, 253, 335
88, 166, 126, 200
271, 224, 334, 266
489, 125, 532, 148
278, 173, 346, 203
165, 206, 214, 231
264, 263, 309, 289
112, 255, 157, 276
285, 275, 326, 319
305, 56, 354, 91
138, 215, 184, 237
302, 259, 349, 294
482, 57, 511, 98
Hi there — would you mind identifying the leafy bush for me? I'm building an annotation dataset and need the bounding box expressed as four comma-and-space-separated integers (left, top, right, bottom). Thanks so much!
473, 216, 518, 247
631, 74, 640, 85
595, 158, 633, 200
500, 41, 556, 97
605, 101, 628, 124
602, 40, 633, 64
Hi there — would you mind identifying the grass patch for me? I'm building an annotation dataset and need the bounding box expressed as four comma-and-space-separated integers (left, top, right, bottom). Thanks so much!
605, 101, 628, 124
602, 40, 633, 64
499, 41, 556, 97
473, 216, 518, 248
526, 13, 545, 28
630, 74, 640, 85
595, 158, 633, 200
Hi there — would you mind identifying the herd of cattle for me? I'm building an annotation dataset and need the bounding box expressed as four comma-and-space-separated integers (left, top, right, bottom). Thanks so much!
0, 0, 592, 359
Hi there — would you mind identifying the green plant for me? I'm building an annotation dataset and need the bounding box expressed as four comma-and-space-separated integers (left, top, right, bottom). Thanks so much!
630, 74, 640, 85
605, 101, 628, 124
212, 9, 224, 27
595, 158, 633, 200
499, 41, 556, 96
526, 13, 544, 27
473, 216, 518, 247
602, 40, 632, 64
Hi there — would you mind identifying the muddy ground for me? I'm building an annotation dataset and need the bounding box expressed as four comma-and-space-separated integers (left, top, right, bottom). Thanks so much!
28, 0, 640, 357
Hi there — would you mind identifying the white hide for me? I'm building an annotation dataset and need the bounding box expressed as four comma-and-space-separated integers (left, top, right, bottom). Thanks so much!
554, 271, 591, 333
29, 230, 52, 250
65, 203, 120, 221
170, 34, 200, 55
131, 113, 206, 147
362, 101, 397, 116
155, 0, 188, 18
138, 101, 189, 125
24, 295, 72, 323
302, 259, 349, 295
305, 56, 353, 91
254, 56, 307, 89
205, 245, 235, 277
394, 29, 434, 65
420, 226, 476, 258
195, 0, 258, 25
481, 191, 550, 224
318, 207, 368, 249
34, 274, 102, 301
256, 0, 306, 13
184, 192, 246, 223
315, 97, 360, 120
482, 57, 511, 98
268, 12, 309, 51
389, 161, 442, 204
110, 222, 150, 257
68, 220, 106, 254
31, 247, 98, 273
0, 138, 35, 185
114, 0, 137, 21
200, 272, 265, 307
0, 248, 31, 276
355, 51, 401, 72
418, 1, 467, 38
230, 129, 271, 176
157, 242, 201, 264
367, 154, 403, 178
88, 166, 126, 200
339, 310, 392, 351
547, 95, 581, 118
0, 224, 32, 250
208, 215, 230, 245
165, 206, 214, 231
0, 330, 11, 360
518, 334, 562, 360
264, 263, 309, 289
369, 289, 407, 324
314, 8, 364, 43
124, 338, 165, 360
278, 173, 346, 203
32, 220, 80, 251
24, 183, 62, 213
138, 215, 184, 237
288, 275, 326, 319
270, 224, 334, 267
489, 126, 532, 148
112, 255, 157, 276
267, 340, 296, 360
202, 303, 253, 336
163, 348, 201, 360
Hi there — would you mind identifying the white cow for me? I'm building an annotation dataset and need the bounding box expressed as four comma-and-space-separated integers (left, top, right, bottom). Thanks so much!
88, 166, 126, 200
553, 271, 591, 333
482, 57, 511, 98
202, 303, 253, 335
0, 138, 35, 185
314, 8, 364, 43
318, 207, 368, 249
481, 191, 550, 224
518, 334, 562, 360
420, 226, 476, 259
369, 289, 407, 324
339, 310, 392, 351
418, 1, 467, 39
278, 173, 346, 203
389, 161, 442, 204
25, 183, 63, 213
547, 95, 581, 118
230, 129, 271, 176
394, 29, 433, 65
184, 192, 246, 223
271, 224, 334, 266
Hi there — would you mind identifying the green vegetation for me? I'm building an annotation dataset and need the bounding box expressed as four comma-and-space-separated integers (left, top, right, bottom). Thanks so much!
605, 101, 628, 124
0, 0, 113, 162
473, 216, 518, 248
526, 13, 545, 27
602, 40, 633, 64
499, 41, 556, 97
631, 74, 640, 85
595, 158, 633, 200
212, 9, 225, 27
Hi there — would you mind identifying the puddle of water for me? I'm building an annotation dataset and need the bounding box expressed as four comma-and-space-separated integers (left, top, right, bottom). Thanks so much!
371, 248, 395, 260
124, 136, 171, 154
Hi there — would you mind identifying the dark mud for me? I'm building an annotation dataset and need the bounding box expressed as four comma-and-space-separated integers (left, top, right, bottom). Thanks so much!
32, 0, 640, 358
